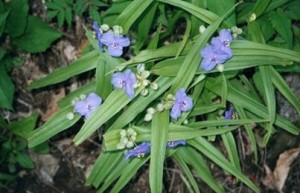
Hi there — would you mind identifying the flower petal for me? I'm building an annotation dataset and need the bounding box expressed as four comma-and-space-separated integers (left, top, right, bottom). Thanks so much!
107, 46, 123, 57
200, 58, 217, 72
171, 104, 182, 120
180, 96, 193, 112
112, 72, 125, 89
74, 100, 89, 117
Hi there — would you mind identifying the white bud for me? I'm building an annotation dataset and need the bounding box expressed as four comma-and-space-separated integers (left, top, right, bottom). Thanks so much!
126, 141, 134, 148
141, 89, 149, 96
66, 112, 75, 120
113, 25, 123, 34
79, 94, 86, 100
120, 130, 127, 137
100, 24, 110, 31
151, 83, 158, 90
156, 103, 164, 112
166, 94, 174, 101
71, 98, 79, 106
249, 13, 256, 22
131, 136, 136, 141
183, 119, 189, 125
199, 25, 206, 33
147, 107, 156, 115
127, 128, 135, 135
144, 113, 153, 121
164, 101, 174, 109
123, 138, 129, 144
142, 79, 149, 87
141, 71, 150, 79
117, 143, 125, 149
216, 64, 224, 72
137, 64, 145, 72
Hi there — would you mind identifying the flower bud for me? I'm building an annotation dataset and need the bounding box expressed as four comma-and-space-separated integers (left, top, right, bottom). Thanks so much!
249, 13, 256, 22
147, 107, 156, 115
79, 94, 86, 100
100, 24, 110, 31
120, 129, 127, 137
141, 71, 150, 79
113, 25, 123, 34
199, 25, 206, 33
156, 103, 165, 112
216, 64, 224, 72
144, 113, 153, 121
137, 64, 145, 72
66, 112, 75, 120
141, 88, 149, 96
151, 82, 158, 90
126, 141, 134, 148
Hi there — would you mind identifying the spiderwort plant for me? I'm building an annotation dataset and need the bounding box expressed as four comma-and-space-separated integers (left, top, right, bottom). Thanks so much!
171, 88, 193, 120
111, 69, 137, 99
167, 140, 186, 148
92, 22, 103, 50
73, 93, 102, 119
100, 31, 130, 57
200, 29, 233, 72
124, 142, 151, 159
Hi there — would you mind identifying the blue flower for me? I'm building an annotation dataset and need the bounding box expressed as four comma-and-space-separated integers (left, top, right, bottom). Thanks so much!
74, 93, 102, 118
92, 22, 103, 50
124, 142, 151, 159
171, 88, 193, 120
100, 31, 130, 57
224, 107, 233, 120
111, 69, 137, 99
200, 45, 230, 72
211, 29, 233, 58
167, 140, 186, 148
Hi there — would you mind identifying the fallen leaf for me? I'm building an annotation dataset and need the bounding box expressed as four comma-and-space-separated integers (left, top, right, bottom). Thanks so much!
262, 148, 300, 193
41, 88, 65, 121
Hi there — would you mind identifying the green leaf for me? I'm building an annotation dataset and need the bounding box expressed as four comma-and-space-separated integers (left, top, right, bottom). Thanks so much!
271, 67, 300, 114
28, 105, 80, 148
5, 0, 29, 37
16, 152, 35, 169
95, 57, 114, 99
268, 10, 293, 48
28, 50, 99, 89
115, 0, 153, 33
206, 0, 236, 26
221, 132, 241, 171
0, 66, 14, 110
176, 147, 225, 193
251, 0, 271, 19
9, 113, 39, 138
190, 137, 259, 193
0, 10, 10, 35
158, 0, 219, 24
13, 16, 62, 53
65, 7, 72, 26
173, 151, 200, 193
150, 110, 169, 193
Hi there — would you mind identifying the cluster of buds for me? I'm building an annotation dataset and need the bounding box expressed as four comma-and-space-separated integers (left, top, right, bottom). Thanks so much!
144, 94, 175, 121
135, 64, 158, 96
231, 26, 243, 39
117, 128, 137, 149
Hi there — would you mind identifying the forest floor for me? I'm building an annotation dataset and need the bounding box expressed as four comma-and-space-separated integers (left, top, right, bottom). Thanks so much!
3, 1, 300, 193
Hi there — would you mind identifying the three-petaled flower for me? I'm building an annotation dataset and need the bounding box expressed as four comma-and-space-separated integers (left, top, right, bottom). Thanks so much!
171, 88, 193, 120
111, 69, 137, 99
200, 29, 233, 72
92, 22, 103, 50
100, 32, 130, 57
124, 142, 151, 159
224, 107, 234, 120
74, 93, 102, 118
167, 140, 186, 148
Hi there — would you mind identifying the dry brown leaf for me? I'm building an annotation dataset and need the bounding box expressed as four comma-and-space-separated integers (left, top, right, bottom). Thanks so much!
262, 148, 300, 193
41, 88, 65, 121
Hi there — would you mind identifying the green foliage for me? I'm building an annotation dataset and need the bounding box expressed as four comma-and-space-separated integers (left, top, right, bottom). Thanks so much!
27, 0, 300, 193
45, 0, 108, 26
0, 114, 40, 188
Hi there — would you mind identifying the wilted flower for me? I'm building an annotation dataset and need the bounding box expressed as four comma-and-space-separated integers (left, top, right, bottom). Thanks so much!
171, 88, 193, 120
74, 93, 102, 118
92, 22, 103, 50
111, 69, 137, 99
124, 142, 151, 159
100, 31, 130, 57
167, 140, 186, 148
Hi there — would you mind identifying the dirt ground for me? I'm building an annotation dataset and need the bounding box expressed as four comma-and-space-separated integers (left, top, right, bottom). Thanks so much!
2, 1, 300, 193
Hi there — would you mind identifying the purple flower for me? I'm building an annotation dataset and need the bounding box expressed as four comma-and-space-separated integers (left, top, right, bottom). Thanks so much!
124, 142, 151, 159
200, 45, 230, 72
224, 107, 233, 120
92, 22, 103, 50
167, 140, 186, 148
112, 69, 136, 99
211, 29, 233, 58
171, 88, 193, 120
100, 31, 130, 57
74, 93, 102, 118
